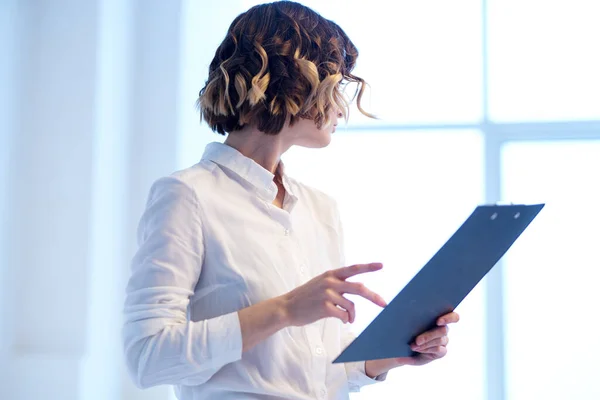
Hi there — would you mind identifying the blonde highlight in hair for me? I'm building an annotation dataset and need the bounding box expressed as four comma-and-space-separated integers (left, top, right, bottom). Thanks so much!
198, 1, 373, 135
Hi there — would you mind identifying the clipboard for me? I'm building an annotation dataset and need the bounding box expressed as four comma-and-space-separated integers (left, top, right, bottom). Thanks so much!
333, 203, 544, 363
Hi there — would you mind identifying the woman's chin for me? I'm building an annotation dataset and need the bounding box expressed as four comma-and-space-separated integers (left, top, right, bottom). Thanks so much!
297, 134, 332, 149
317, 133, 333, 147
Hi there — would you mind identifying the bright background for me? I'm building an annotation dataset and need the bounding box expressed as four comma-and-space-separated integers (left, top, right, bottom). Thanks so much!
0, 1, 598, 399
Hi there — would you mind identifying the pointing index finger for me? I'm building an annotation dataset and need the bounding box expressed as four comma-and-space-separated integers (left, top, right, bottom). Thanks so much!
333, 263, 383, 280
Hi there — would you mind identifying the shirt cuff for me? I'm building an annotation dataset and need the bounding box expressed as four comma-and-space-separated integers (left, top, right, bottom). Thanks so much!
346, 361, 387, 392
190, 311, 243, 370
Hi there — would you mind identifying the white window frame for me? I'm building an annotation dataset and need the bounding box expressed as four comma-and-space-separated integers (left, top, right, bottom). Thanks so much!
338, 1, 600, 399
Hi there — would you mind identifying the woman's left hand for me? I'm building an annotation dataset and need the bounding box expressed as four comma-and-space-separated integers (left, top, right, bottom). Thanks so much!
365, 311, 460, 377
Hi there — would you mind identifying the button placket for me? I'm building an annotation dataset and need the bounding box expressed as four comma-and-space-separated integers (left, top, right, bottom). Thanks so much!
318, 387, 328, 399
299, 263, 306, 275
304, 324, 328, 398
285, 228, 310, 284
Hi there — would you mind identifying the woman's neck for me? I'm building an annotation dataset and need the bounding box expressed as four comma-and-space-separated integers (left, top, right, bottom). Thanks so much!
223, 125, 291, 175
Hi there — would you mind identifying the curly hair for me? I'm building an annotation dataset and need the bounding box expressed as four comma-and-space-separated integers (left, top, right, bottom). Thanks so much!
197, 1, 372, 135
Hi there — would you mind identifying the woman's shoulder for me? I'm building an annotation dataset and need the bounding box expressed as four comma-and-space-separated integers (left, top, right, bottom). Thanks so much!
169, 159, 218, 185
146, 160, 219, 203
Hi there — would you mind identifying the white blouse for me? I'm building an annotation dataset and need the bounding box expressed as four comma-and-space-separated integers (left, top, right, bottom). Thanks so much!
122, 142, 383, 399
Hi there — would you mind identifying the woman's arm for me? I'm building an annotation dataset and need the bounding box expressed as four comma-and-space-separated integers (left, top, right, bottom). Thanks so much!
237, 297, 288, 352
124, 177, 244, 389
238, 263, 387, 352
123, 177, 386, 389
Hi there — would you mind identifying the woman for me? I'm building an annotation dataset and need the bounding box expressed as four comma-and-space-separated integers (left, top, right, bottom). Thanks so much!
123, 2, 459, 399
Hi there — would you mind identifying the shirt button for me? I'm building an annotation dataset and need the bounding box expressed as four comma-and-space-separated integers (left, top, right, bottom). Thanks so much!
315, 347, 323, 355
319, 388, 327, 398
284, 229, 290, 236
299, 264, 306, 274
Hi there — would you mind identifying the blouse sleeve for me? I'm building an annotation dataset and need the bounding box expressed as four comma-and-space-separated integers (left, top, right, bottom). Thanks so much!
341, 326, 388, 392
122, 177, 242, 389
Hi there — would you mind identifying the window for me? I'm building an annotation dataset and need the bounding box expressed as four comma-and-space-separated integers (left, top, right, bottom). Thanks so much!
488, 0, 600, 122
501, 141, 600, 400
178, 1, 600, 399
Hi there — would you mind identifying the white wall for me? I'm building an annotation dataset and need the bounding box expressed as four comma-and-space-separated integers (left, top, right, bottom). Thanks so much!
0, 0, 188, 399
0, 0, 20, 391
3, 1, 98, 398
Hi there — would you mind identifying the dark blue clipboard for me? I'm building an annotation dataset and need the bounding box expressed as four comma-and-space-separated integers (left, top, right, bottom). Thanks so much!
333, 203, 544, 363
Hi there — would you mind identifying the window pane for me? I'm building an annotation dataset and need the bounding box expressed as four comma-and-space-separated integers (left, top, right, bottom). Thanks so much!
284, 130, 485, 399
243, 0, 483, 125
501, 141, 600, 399
488, 0, 600, 122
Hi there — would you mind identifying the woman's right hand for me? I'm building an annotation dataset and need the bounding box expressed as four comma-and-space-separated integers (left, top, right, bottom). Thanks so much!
281, 262, 387, 326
